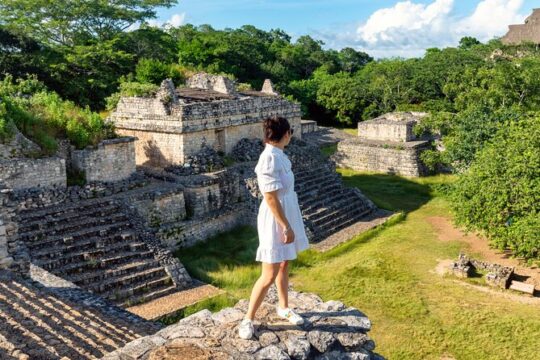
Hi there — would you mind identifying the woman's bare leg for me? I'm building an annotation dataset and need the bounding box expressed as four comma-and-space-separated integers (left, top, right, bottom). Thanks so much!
245, 262, 280, 320
275, 260, 289, 309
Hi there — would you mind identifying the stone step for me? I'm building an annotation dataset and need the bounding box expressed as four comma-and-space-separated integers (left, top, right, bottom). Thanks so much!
22, 220, 134, 248
118, 284, 179, 308
296, 172, 340, 190
21, 212, 129, 242
312, 208, 375, 242
60, 249, 156, 278
18, 198, 118, 223
69, 258, 161, 285
300, 189, 354, 214
294, 165, 332, 180
310, 199, 367, 227
101, 274, 173, 304
88, 266, 168, 294
29, 233, 137, 259
315, 205, 370, 232
297, 182, 343, 203
304, 194, 359, 220
296, 177, 342, 197
35, 242, 149, 271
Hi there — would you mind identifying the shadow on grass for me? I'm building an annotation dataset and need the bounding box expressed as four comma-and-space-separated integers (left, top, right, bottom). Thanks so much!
338, 171, 451, 213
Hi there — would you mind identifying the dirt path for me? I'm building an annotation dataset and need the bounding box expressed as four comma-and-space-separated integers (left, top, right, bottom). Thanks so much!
426, 216, 540, 288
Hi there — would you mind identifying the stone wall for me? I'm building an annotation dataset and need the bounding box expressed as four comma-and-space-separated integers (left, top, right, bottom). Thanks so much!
132, 189, 187, 226
301, 120, 318, 134
158, 207, 252, 249
0, 157, 66, 190
358, 121, 415, 142
333, 139, 429, 177
71, 137, 137, 182
0, 188, 29, 275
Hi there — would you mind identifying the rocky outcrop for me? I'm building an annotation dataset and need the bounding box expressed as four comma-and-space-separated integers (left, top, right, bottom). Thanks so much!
102, 288, 383, 360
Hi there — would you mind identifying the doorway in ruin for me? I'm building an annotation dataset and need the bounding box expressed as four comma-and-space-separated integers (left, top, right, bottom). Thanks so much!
215, 129, 226, 154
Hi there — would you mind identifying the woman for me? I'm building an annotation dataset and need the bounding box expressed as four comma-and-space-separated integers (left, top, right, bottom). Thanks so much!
238, 116, 310, 340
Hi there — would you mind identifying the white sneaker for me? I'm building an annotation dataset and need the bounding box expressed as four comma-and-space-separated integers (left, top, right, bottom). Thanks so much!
277, 307, 304, 326
238, 318, 254, 339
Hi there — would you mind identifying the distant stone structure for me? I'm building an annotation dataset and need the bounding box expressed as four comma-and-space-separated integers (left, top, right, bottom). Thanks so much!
502, 9, 540, 45
108, 73, 302, 167
332, 112, 430, 177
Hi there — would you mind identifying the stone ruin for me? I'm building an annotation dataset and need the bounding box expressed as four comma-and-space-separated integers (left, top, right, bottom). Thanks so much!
331, 112, 430, 177
502, 8, 540, 45
450, 253, 514, 289
0, 72, 387, 358
108, 73, 302, 168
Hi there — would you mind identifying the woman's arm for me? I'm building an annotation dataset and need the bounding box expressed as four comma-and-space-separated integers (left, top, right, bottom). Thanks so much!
264, 190, 295, 244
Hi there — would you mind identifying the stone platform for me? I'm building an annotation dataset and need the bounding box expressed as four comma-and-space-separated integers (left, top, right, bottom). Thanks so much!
127, 281, 224, 321
103, 288, 383, 360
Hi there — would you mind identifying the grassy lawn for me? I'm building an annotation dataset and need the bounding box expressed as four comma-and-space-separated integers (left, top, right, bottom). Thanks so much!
175, 171, 540, 360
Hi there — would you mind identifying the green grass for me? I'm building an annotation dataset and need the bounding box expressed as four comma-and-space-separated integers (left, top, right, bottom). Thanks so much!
175, 172, 540, 360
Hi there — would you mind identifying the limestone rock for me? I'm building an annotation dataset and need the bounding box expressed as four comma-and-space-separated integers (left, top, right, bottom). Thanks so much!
105, 290, 383, 359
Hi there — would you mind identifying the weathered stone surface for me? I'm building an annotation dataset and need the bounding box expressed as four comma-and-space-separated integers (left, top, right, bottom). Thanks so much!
0, 157, 66, 190
107, 289, 383, 359
502, 9, 540, 45
71, 137, 137, 183
332, 112, 431, 177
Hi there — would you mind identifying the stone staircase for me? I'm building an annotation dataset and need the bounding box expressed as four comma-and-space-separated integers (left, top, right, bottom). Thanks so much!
294, 162, 376, 243
16, 198, 178, 307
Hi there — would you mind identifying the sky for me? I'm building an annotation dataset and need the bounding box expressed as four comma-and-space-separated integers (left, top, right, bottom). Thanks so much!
152, 0, 538, 58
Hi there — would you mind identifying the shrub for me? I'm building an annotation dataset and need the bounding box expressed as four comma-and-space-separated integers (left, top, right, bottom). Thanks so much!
1, 75, 115, 153
105, 80, 159, 110
450, 115, 540, 260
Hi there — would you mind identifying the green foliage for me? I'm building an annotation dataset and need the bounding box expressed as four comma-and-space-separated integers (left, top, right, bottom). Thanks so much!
135, 58, 186, 85
0, 0, 178, 46
450, 116, 540, 259
105, 80, 160, 110
0, 74, 115, 153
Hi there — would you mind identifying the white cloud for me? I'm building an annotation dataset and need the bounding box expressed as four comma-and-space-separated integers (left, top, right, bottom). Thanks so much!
167, 13, 186, 27
347, 0, 528, 58
147, 12, 187, 28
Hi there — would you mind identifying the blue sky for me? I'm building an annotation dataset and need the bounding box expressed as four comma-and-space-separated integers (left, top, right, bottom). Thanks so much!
154, 0, 538, 58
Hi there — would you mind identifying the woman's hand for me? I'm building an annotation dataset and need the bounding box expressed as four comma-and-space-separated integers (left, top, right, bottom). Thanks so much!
282, 226, 295, 244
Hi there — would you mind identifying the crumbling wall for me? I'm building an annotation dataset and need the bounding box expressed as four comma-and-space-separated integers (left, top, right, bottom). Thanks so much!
0, 157, 66, 190
71, 137, 137, 182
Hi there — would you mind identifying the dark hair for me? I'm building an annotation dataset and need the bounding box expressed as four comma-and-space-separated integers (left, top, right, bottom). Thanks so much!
263, 116, 292, 143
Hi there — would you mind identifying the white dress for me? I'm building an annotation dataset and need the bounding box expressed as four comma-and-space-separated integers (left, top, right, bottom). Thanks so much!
254, 143, 310, 263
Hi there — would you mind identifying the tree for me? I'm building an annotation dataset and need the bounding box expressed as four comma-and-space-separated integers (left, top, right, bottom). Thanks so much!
451, 115, 540, 260
0, 0, 178, 46
459, 36, 481, 49
338, 48, 373, 73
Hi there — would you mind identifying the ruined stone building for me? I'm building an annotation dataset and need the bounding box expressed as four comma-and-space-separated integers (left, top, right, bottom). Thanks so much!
332, 112, 430, 177
109, 74, 302, 167
502, 8, 540, 45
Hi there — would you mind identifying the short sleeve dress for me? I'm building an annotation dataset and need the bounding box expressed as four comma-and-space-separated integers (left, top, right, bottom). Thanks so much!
254, 143, 310, 263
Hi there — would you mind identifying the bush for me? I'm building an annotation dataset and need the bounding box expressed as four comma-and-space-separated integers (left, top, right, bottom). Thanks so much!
105, 80, 159, 110
450, 115, 540, 260
0, 75, 115, 153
